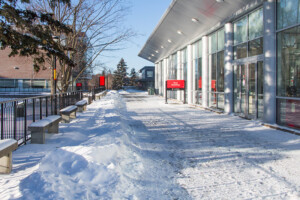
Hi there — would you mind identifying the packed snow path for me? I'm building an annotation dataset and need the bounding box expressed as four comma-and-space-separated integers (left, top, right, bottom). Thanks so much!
0, 90, 300, 199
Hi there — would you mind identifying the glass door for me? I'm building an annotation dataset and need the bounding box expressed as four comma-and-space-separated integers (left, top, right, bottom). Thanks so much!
234, 61, 264, 119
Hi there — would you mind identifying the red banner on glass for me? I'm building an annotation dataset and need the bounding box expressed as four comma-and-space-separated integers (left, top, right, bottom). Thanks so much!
167, 80, 185, 89
211, 80, 216, 89
76, 83, 82, 87
198, 77, 202, 89
99, 76, 105, 86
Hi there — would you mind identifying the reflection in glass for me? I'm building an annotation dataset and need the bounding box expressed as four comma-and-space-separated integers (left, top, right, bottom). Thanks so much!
277, 0, 299, 30
277, 99, 300, 129
217, 94, 224, 110
217, 51, 224, 92
234, 43, 247, 59
211, 54, 217, 92
241, 65, 246, 114
218, 29, 225, 51
248, 64, 256, 117
257, 61, 264, 119
249, 38, 263, 57
249, 8, 263, 40
234, 17, 248, 45
277, 26, 300, 97
234, 65, 241, 113
210, 32, 218, 54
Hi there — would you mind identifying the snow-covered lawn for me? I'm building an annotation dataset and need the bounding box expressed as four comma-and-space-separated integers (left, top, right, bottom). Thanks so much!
0, 90, 300, 199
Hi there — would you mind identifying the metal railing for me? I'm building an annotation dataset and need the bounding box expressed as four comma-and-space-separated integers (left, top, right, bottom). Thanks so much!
0, 91, 83, 145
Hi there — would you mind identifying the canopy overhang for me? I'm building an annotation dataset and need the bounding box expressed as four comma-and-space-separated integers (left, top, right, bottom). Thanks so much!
138, 0, 261, 63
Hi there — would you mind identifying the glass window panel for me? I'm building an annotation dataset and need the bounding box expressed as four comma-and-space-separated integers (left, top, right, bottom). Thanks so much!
217, 93, 224, 110
23, 80, 31, 88
193, 43, 197, 59
249, 8, 263, 40
234, 42, 247, 59
277, 26, 300, 97
249, 37, 263, 57
234, 17, 248, 45
218, 29, 225, 51
198, 40, 202, 58
197, 58, 202, 91
172, 53, 177, 79
277, 99, 300, 129
0, 79, 17, 88
210, 32, 218, 54
277, 0, 299, 30
217, 51, 224, 92
211, 54, 217, 92
32, 80, 46, 88
234, 65, 241, 113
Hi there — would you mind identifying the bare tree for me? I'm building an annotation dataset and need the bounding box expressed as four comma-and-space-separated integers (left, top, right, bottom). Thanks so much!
29, 0, 134, 93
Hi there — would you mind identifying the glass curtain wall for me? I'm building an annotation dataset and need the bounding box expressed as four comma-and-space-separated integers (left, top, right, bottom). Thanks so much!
277, 0, 300, 129
209, 29, 225, 110
233, 8, 263, 59
168, 53, 178, 99
193, 40, 202, 104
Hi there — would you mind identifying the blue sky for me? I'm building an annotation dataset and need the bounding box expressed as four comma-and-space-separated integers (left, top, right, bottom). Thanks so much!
94, 0, 172, 74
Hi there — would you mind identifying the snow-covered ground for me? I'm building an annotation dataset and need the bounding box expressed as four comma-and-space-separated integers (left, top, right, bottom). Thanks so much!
0, 90, 300, 199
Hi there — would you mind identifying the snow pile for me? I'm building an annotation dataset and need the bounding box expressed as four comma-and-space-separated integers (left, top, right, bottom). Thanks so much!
0, 90, 300, 199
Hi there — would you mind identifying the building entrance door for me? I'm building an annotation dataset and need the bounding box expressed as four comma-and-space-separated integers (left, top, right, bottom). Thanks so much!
234, 61, 263, 119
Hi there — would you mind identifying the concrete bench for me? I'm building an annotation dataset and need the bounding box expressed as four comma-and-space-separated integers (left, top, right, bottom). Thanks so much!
28, 115, 62, 144
0, 139, 18, 174
75, 100, 88, 112
60, 105, 77, 123
95, 91, 107, 100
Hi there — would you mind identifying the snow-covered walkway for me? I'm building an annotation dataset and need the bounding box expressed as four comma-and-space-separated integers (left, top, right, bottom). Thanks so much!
0, 90, 300, 199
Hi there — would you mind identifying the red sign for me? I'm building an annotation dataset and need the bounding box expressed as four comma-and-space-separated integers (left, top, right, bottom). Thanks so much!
211, 80, 216, 90
99, 76, 105, 86
198, 77, 202, 89
167, 80, 185, 89
76, 83, 82, 87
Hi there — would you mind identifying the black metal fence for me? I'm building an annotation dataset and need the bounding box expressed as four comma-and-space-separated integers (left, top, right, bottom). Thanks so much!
0, 91, 83, 145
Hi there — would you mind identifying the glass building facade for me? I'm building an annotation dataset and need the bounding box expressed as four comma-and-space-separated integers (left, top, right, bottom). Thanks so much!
145, 0, 300, 131
193, 40, 202, 104
277, 0, 300, 129
209, 29, 224, 110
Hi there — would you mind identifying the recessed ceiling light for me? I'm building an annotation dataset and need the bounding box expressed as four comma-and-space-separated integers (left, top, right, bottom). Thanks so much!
191, 18, 199, 23
155, 50, 159, 53
161, 45, 164, 49
168, 39, 172, 43
177, 30, 183, 35
216, 0, 224, 2
148, 57, 151, 59
151, 54, 155, 57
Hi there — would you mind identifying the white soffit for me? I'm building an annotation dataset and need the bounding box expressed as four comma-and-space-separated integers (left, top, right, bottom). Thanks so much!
138, 0, 257, 63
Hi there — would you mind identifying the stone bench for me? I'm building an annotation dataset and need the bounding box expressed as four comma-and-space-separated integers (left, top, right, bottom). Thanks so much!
75, 100, 88, 112
95, 91, 107, 100
28, 115, 62, 144
60, 105, 77, 123
0, 139, 18, 174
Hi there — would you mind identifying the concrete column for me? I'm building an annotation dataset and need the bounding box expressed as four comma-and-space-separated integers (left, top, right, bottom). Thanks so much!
177, 51, 181, 101
163, 58, 168, 98
157, 62, 161, 95
224, 23, 234, 114
202, 36, 209, 108
187, 45, 193, 104
155, 63, 158, 91
159, 62, 162, 96
263, 0, 276, 124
